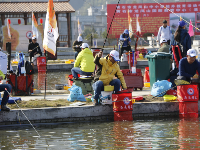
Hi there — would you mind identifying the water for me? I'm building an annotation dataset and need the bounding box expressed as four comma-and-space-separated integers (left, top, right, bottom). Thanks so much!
33, 68, 145, 90
0, 118, 200, 149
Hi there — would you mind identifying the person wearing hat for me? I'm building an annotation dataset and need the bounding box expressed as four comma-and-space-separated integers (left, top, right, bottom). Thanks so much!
178, 49, 200, 82
174, 20, 191, 57
157, 38, 170, 53
71, 43, 95, 79
92, 50, 127, 106
156, 20, 172, 45
73, 35, 83, 60
119, 29, 131, 57
28, 36, 42, 62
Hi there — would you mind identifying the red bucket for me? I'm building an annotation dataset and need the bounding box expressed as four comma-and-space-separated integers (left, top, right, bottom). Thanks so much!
112, 92, 132, 112
37, 57, 46, 67
179, 101, 198, 118
177, 84, 199, 102
114, 111, 133, 121
91, 48, 102, 58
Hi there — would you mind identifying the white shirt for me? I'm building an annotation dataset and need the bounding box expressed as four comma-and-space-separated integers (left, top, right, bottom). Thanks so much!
157, 26, 172, 43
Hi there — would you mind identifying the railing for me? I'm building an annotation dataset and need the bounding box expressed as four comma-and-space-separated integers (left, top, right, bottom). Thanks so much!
58, 35, 68, 42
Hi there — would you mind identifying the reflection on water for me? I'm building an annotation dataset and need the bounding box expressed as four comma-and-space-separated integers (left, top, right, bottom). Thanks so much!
0, 118, 200, 149
34, 71, 71, 90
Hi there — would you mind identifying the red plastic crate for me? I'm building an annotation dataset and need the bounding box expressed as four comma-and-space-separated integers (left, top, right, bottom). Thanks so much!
112, 92, 133, 112
114, 111, 133, 121
179, 102, 198, 118
124, 75, 143, 89
120, 69, 131, 75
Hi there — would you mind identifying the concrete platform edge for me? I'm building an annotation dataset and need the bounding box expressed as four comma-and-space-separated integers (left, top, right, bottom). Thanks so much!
0, 101, 199, 126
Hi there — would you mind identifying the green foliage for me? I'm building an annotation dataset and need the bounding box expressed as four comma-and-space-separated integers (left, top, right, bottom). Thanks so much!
82, 27, 98, 41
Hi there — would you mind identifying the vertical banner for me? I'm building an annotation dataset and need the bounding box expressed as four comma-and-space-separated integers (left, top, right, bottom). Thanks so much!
43, 0, 59, 56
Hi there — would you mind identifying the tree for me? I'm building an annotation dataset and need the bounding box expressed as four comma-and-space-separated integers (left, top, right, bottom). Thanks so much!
82, 28, 99, 41
102, 29, 116, 46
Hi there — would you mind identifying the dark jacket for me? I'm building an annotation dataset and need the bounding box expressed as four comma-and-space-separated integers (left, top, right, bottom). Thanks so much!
73, 40, 82, 52
179, 28, 191, 55
28, 42, 41, 54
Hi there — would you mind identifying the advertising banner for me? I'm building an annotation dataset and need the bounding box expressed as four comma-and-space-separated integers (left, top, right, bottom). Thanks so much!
2, 25, 43, 52
107, 1, 200, 38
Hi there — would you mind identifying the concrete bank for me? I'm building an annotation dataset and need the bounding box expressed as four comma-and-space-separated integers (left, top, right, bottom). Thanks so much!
1, 102, 199, 126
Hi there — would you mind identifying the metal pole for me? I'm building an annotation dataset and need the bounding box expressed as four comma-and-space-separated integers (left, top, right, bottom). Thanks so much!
91, 34, 93, 47
44, 50, 47, 99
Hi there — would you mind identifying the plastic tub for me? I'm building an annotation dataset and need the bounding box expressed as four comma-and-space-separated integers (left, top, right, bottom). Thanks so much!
104, 86, 114, 91
163, 95, 177, 102
55, 84, 64, 90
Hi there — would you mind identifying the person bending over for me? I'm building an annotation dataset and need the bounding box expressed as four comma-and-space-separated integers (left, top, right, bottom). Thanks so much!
93, 50, 127, 106
119, 29, 131, 57
71, 43, 95, 79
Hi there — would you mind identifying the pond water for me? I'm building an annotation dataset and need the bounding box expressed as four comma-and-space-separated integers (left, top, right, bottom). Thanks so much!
33, 68, 145, 90
0, 118, 200, 149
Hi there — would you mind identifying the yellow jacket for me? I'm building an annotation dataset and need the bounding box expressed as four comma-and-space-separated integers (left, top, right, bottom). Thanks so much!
98, 57, 127, 89
74, 48, 95, 72
0, 70, 5, 79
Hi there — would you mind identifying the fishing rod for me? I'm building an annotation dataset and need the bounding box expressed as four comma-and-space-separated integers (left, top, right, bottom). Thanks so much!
5, 88, 41, 137
82, 0, 121, 52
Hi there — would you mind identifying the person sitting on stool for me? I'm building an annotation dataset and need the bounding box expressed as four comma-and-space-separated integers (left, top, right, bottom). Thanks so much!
71, 43, 95, 79
92, 50, 127, 106
73, 35, 83, 60
178, 49, 200, 82
119, 29, 131, 57
28, 36, 42, 62
158, 38, 170, 53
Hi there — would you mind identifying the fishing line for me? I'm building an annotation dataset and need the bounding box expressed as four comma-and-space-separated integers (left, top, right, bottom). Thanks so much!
153, 0, 200, 31
82, 0, 121, 50
107, 15, 158, 49
5, 88, 41, 137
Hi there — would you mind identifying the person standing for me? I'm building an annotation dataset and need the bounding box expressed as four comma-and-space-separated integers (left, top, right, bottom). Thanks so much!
156, 20, 172, 45
174, 20, 191, 57
73, 35, 83, 60
119, 29, 131, 57
28, 37, 42, 62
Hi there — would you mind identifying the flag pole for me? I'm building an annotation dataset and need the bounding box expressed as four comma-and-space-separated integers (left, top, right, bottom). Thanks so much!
44, 50, 47, 99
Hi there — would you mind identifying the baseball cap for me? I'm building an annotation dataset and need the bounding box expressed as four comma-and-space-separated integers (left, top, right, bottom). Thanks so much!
32, 36, 36, 40
187, 49, 197, 57
178, 20, 187, 27
161, 38, 167, 43
110, 50, 120, 61
81, 43, 89, 48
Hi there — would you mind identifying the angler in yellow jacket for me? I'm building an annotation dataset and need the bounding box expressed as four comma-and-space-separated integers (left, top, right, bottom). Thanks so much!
71, 43, 95, 79
93, 50, 127, 105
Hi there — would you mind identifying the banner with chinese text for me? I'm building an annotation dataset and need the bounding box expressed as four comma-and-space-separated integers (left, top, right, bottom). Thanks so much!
107, 2, 200, 38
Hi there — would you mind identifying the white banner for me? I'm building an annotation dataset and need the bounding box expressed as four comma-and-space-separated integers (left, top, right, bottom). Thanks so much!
2, 25, 43, 52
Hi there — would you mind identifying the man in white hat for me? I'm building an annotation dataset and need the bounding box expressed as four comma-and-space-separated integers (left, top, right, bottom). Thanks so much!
178, 49, 200, 81
73, 35, 83, 60
157, 38, 170, 53
28, 36, 42, 62
92, 50, 127, 106
71, 43, 95, 79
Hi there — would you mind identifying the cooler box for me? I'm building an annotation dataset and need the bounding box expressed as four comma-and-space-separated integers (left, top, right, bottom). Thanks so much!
179, 102, 198, 118
112, 92, 133, 112
74, 78, 93, 95
177, 84, 199, 102
114, 111, 133, 121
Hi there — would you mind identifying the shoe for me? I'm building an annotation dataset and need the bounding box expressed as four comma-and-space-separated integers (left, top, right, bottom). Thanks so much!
93, 99, 98, 106
1, 105, 10, 111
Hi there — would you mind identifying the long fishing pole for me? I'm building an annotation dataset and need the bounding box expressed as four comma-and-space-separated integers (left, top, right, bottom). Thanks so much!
5, 88, 41, 137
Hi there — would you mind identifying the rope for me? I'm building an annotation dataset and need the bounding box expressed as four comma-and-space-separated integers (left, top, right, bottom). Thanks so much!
153, 0, 200, 31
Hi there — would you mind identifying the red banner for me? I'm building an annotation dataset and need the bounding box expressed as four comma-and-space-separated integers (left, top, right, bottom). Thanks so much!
107, 1, 200, 38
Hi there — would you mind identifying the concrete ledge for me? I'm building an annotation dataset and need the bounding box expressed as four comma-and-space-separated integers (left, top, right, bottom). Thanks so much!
0, 101, 197, 126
